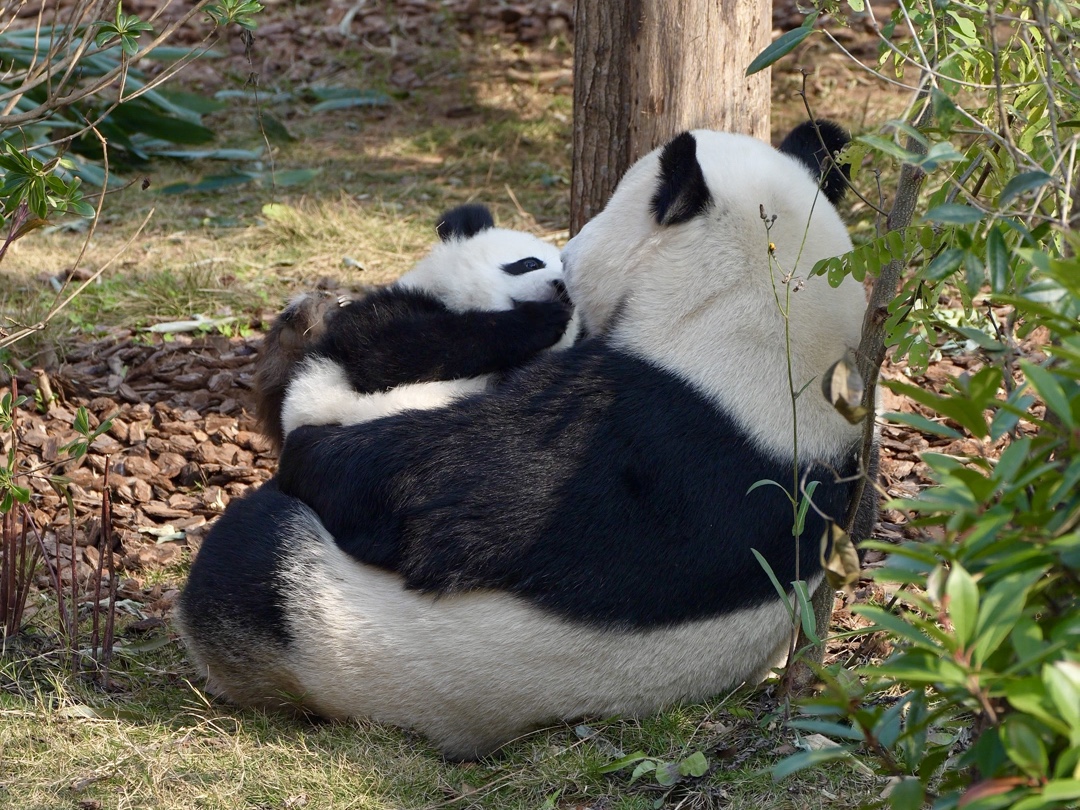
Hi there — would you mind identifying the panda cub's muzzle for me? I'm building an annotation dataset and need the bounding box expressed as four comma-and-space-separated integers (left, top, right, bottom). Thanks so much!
512, 278, 573, 308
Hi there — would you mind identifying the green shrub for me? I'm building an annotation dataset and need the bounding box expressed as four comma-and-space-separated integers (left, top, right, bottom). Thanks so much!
0, 0, 263, 242
753, 0, 1080, 806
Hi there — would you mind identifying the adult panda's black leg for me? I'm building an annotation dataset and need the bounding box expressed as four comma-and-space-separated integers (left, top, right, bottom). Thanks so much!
177, 482, 307, 709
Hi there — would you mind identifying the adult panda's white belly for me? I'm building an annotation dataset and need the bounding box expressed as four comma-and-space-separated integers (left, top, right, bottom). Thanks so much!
277, 503, 800, 760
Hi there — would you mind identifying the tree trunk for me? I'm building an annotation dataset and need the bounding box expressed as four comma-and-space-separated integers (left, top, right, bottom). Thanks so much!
570, 0, 772, 235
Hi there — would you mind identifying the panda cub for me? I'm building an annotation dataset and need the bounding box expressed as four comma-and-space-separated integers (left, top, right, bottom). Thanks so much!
180, 122, 876, 759
255, 204, 577, 449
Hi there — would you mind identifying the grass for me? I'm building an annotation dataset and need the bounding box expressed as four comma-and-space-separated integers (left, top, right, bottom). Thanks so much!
0, 18, 910, 810
1, 627, 880, 810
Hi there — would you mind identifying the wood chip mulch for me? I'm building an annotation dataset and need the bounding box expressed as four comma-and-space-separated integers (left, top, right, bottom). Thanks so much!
4, 329, 275, 620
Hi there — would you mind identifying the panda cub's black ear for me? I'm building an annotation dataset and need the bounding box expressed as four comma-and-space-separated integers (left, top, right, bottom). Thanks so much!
778, 120, 851, 207
650, 132, 712, 227
436, 204, 496, 241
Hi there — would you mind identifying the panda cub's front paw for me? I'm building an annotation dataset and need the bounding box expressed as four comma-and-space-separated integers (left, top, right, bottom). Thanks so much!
514, 299, 574, 349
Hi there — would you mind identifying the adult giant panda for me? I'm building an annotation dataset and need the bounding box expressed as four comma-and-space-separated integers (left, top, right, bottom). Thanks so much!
179, 122, 877, 760
254, 204, 576, 449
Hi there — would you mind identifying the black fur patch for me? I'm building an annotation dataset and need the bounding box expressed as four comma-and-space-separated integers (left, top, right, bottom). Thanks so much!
501, 257, 546, 276
777, 120, 851, 206
312, 287, 571, 394
650, 132, 712, 226
277, 339, 860, 628
436, 204, 496, 241
179, 480, 296, 645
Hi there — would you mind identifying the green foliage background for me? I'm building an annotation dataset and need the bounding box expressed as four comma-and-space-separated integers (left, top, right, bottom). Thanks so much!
756, 1, 1080, 808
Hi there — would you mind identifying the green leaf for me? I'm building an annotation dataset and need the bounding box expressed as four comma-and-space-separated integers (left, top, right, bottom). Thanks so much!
788, 719, 865, 741
747, 478, 790, 497
854, 605, 936, 650
919, 141, 964, 170
750, 548, 795, 620
1001, 717, 1049, 779
160, 174, 253, 194
678, 751, 709, 778
945, 564, 978, 647
987, 226, 1009, 293
1021, 361, 1074, 429
1043, 662, 1080, 737
597, 751, 649, 774
654, 761, 681, 786
925, 204, 984, 224
73, 407, 90, 435
155, 148, 264, 161
108, 104, 215, 145
310, 90, 392, 113
155, 89, 228, 115
999, 171, 1053, 207
745, 15, 818, 76
923, 247, 966, 281
1042, 781, 1080, 802
260, 113, 297, 144
792, 580, 821, 645
268, 168, 323, 187
771, 747, 852, 781
883, 411, 963, 439
794, 480, 820, 535
884, 379, 990, 438
973, 570, 1042, 665
857, 134, 920, 164
629, 760, 656, 784
889, 777, 925, 810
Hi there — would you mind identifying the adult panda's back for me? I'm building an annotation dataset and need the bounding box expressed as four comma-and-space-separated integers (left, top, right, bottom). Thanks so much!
277, 337, 859, 629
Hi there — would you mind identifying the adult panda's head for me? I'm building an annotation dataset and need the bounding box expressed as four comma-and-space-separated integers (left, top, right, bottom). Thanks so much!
561, 122, 866, 463
397, 204, 570, 314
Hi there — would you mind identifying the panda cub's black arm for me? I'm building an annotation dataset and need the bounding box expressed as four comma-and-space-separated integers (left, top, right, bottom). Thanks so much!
315, 287, 572, 393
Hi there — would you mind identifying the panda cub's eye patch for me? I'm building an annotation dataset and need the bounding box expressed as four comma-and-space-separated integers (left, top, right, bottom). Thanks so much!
501, 257, 545, 276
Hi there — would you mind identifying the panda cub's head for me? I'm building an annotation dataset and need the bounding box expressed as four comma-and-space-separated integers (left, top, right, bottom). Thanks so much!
398, 204, 572, 319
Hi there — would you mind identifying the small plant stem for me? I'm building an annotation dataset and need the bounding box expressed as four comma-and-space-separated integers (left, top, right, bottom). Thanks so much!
69, 518, 78, 672
762, 211, 806, 684
100, 458, 117, 687
1, 510, 12, 637
90, 510, 106, 666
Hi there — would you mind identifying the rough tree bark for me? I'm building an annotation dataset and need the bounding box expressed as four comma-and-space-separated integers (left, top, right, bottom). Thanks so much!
570, 0, 772, 235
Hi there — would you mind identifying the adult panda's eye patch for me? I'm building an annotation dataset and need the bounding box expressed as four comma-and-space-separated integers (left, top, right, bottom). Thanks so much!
501, 257, 545, 276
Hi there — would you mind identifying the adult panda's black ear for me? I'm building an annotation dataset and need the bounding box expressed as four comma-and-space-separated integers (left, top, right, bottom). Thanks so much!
778, 120, 851, 206
650, 132, 712, 227
436, 204, 495, 241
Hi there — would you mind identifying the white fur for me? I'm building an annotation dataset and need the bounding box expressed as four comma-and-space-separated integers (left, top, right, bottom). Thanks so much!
281, 357, 488, 435
561, 130, 866, 464
276, 505, 799, 759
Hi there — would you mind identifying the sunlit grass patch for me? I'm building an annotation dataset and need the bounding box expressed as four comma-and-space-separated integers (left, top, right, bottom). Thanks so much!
1, 640, 881, 810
